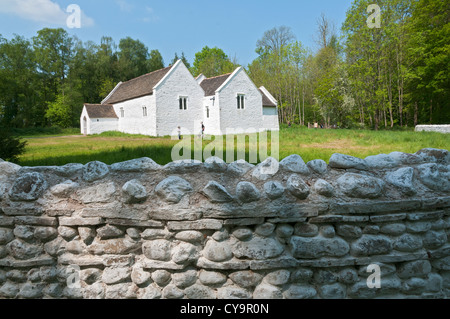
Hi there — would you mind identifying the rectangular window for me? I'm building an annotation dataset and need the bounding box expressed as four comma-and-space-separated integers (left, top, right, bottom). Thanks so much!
179, 97, 188, 110
237, 94, 245, 109
120, 107, 124, 118
143, 106, 148, 117
206, 106, 210, 119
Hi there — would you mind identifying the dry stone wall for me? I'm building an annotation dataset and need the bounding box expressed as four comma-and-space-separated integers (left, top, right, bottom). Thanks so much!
0, 148, 449, 299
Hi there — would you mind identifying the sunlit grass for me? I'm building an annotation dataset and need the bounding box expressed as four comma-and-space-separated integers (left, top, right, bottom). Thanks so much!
17, 126, 450, 166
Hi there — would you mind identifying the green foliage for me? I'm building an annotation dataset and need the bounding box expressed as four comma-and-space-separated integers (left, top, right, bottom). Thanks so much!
0, 127, 27, 163
45, 94, 72, 128
191, 46, 237, 77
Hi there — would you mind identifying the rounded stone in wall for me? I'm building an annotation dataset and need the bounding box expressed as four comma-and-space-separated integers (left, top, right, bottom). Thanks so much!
172, 270, 197, 289
152, 270, 171, 287
198, 270, 227, 286
229, 271, 263, 288
287, 174, 310, 200
236, 182, 261, 203
155, 176, 193, 204
82, 161, 109, 182
203, 239, 233, 262
9, 172, 47, 202
253, 283, 283, 299
264, 181, 285, 200
142, 240, 171, 261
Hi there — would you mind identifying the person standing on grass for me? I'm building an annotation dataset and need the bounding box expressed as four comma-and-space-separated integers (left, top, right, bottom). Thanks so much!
201, 122, 205, 138
178, 126, 182, 140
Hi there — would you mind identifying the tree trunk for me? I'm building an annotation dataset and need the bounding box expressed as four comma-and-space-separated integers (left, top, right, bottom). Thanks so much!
414, 102, 418, 127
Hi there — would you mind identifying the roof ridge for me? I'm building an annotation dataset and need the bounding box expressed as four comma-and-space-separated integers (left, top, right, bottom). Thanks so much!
121, 65, 173, 84
204, 72, 233, 81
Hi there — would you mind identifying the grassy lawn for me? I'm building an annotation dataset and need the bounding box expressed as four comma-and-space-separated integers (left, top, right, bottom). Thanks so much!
16, 126, 450, 167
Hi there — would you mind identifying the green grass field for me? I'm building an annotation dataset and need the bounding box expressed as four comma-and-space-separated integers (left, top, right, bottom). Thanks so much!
16, 126, 450, 167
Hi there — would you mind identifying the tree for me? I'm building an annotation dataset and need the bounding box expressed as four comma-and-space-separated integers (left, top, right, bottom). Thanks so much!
256, 26, 296, 54
148, 49, 164, 72
45, 93, 72, 128
191, 46, 236, 77
0, 128, 27, 163
117, 37, 149, 80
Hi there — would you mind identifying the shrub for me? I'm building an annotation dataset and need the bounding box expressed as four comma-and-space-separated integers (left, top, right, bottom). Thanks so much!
0, 128, 27, 163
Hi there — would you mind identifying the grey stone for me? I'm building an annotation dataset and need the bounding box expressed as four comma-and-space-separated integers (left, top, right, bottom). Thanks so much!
228, 160, 254, 176
44, 237, 66, 256
172, 270, 197, 288
131, 266, 151, 286
423, 231, 447, 249
171, 242, 199, 265
402, 278, 427, 295
0, 246, 6, 259
138, 286, 162, 299
83, 282, 105, 299
252, 157, 279, 181
76, 227, 96, 245
7, 270, 27, 282
43, 283, 64, 298
280, 155, 310, 175
232, 227, 253, 240
175, 231, 204, 244
111, 157, 161, 172
337, 173, 385, 199
307, 159, 328, 175
365, 154, 399, 169
337, 225, 362, 238
66, 239, 85, 254
380, 224, 406, 236
212, 229, 229, 242
203, 240, 233, 262
294, 223, 318, 237
276, 224, 294, 238
416, 148, 450, 165
417, 163, 450, 192
290, 236, 349, 259
122, 179, 148, 204
389, 151, 422, 165
287, 174, 310, 200
0, 228, 14, 244
83, 161, 109, 182
217, 286, 251, 299
385, 167, 416, 196
50, 180, 79, 197
233, 237, 284, 260
339, 268, 359, 284
0, 282, 19, 298
167, 220, 223, 231
184, 284, 216, 299
77, 182, 116, 204
283, 284, 317, 299
314, 270, 337, 284
432, 257, 450, 270
229, 271, 264, 288
329, 153, 368, 170
255, 223, 275, 237
431, 219, 446, 230
314, 179, 334, 197
88, 238, 138, 256
164, 160, 202, 174
199, 270, 227, 286
397, 260, 432, 279
155, 176, 192, 204
426, 273, 443, 293
236, 182, 261, 203
151, 270, 171, 287
263, 181, 285, 200
204, 156, 227, 172
265, 270, 290, 286
9, 172, 47, 201
105, 283, 138, 299
6, 239, 43, 260
406, 221, 432, 233
363, 225, 380, 235
142, 240, 171, 261
162, 284, 184, 299
320, 283, 346, 299
290, 268, 314, 283
34, 227, 57, 242
97, 225, 124, 240
79, 268, 102, 284
253, 283, 283, 299
58, 226, 77, 240
141, 229, 170, 240
202, 181, 234, 203
102, 267, 131, 285
394, 234, 423, 252
350, 235, 392, 256
320, 225, 336, 238
0, 161, 21, 177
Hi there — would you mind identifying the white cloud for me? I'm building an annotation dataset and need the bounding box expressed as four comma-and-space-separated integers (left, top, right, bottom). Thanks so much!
0, 0, 94, 27
142, 6, 160, 23
116, 0, 134, 12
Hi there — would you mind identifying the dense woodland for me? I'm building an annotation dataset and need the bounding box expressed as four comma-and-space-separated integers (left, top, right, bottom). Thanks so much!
0, 0, 448, 130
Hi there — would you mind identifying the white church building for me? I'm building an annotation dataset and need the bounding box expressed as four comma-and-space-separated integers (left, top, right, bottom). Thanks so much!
80, 60, 279, 137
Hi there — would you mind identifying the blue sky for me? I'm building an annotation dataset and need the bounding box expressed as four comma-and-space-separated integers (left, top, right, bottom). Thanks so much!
0, 0, 354, 66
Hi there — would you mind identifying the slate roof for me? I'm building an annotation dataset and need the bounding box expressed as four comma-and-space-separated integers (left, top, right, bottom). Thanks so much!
103, 65, 173, 104
260, 89, 277, 107
84, 104, 118, 119
200, 73, 232, 96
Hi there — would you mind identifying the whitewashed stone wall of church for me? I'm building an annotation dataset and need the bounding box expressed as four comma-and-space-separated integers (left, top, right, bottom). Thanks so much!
114, 95, 156, 136
155, 63, 204, 137
80, 108, 119, 135
202, 96, 222, 136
